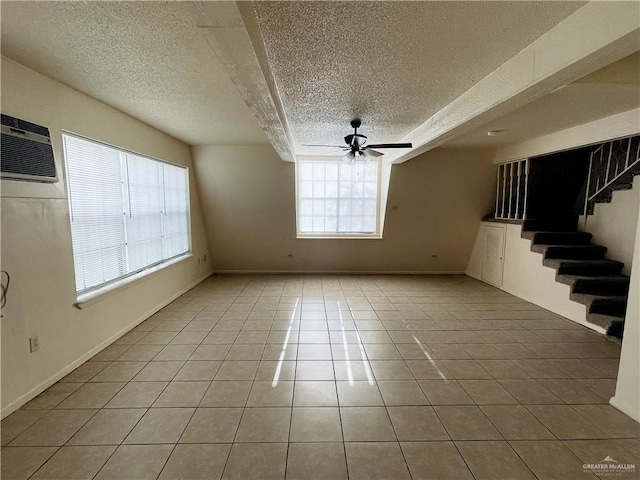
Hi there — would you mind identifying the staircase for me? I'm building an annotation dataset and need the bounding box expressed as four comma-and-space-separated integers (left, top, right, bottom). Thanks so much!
521, 223, 629, 337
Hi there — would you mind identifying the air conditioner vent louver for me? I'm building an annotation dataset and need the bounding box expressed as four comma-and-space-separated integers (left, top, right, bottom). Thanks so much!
1, 114, 57, 183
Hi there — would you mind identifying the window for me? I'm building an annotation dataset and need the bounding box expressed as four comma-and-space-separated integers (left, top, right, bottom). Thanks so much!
297, 158, 379, 236
63, 133, 190, 294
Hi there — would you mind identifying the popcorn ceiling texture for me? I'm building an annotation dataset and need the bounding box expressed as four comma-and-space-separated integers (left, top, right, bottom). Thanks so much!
252, 1, 585, 150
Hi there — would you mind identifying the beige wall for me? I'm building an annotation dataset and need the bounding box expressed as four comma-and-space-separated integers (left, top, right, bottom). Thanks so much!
579, 176, 639, 276
0, 57, 211, 416
192, 145, 495, 273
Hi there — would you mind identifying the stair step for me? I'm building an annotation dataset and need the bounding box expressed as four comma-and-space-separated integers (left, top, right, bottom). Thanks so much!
533, 244, 607, 260
570, 293, 628, 316
527, 231, 593, 245
523, 217, 578, 233
556, 275, 631, 295
545, 258, 624, 276
586, 313, 625, 337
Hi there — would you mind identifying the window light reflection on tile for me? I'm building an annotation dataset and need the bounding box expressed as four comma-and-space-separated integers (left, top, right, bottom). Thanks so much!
272, 298, 299, 387
412, 334, 447, 380
338, 302, 374, 385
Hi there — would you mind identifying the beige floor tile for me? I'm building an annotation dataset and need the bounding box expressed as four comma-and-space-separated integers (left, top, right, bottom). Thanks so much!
358, 331, 393, 343
526, 405, 609, 439
550, 359, 604, 378
222, 443, 287, 480
1, 410, 48, 446
115, 345, 164, 362
405, 359, 451, 379
60, 362, 112, 382
333, 360, 376, 381
158, 444, 231, 480
123, 408, 194, 444
132, 361, 185, 381
512, 359, 568, 378
236, 330, 270, 344
459, 379, 518, 404
151, 381, 209, 407
572, 405, 640, 438
56, 383, 124, 409
563, 439, 640, 465
226, 344, 265, 360
89, 362, 147, 382
418, 379, 474, 405
296, 361, 335, 380
298, 330, 330, 343
364, 344, 402, 359
369, 360, 414, 380
290, 407, 342, 442
480, 405, 555, 440
138, 331, 178, 344
336, 381, 383, 406
510, 440, 599, 480
90, 344, 131, 362
440, 360, 492, 379
94, 444, 173, 480
434, 406, 503, 440
499, 379, 563, 404
215, 360, 259, 380
401, 441, 474, 480
378, 380, 429, 405
256, 360, 297, 381
170, 331, 208, 344
153, 344, 198, 361
191, 344, 231, 361
247, 380, 294, 406
179, 408, 243, 443
200, 381, 252, 407
174, 360, 221, 381
286, 443, 348, 480
31, 445, 116, 480
104, 381, 168, 408
345, 442, 411, 480
10, 409, 97, 446
261, 344, 298, 361
456, 441, 536, 480
22, 382, 83, 410
0, 446, 57, 480
297, 344, 332, 360
340, 407, 396, 441
235, 407, 291, 442
388, 406, 449, 441
477, 359, 531, 379
293, 381, 338, 406
68, 409, 146, 445
202, 331, 238, 344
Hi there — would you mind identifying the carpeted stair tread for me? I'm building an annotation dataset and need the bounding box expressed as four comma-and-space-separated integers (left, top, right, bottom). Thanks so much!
556, 275, 630, 295
586, 313, 625, 337
570, 293, 628, 316
544, 258, 624, 276
525, 231, 593, 245
532, 244, 607, 260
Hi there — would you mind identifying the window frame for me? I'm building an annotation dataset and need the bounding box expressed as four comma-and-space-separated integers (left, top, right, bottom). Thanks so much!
295, 156, 383, 239
62, 131, 192, 298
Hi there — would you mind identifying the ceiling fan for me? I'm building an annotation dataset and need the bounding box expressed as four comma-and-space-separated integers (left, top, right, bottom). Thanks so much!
302, 119, 412, 164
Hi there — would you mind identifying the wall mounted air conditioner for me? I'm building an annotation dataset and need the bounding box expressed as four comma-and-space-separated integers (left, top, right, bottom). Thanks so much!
1, 114, 58, 183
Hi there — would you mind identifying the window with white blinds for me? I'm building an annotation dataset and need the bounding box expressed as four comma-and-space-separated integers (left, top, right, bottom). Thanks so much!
297, 158, 379, 236
63, 133, 190, 294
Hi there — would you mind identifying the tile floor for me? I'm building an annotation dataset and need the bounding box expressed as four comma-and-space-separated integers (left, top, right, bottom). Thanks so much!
2, 274, 638, 479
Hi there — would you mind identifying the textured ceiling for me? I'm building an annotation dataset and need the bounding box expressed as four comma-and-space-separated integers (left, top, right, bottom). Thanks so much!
0, 1, 269, 146
1, 1, 636, 158
250, 1, 586, 150
448, 51, 640, 148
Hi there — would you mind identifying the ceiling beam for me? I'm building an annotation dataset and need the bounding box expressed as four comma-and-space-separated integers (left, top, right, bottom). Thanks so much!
187, 1, 294, 161
387, 1, 640, 164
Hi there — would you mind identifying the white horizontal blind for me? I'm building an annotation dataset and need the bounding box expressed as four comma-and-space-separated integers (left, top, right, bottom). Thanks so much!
63, 133, 190, 293
298, 159, 378, 234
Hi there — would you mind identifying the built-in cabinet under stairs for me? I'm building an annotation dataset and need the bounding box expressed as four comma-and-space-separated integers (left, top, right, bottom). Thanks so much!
521, 223, 630, 337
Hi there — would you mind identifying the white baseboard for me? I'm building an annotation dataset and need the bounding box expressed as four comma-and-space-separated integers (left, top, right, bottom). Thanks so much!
0, 271, 212, 419
610, 395, 640, 423
212, 270, 466, 275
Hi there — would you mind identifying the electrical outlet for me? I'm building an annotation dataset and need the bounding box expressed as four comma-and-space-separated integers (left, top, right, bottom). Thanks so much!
203, 254, 207, 263
29, 336, 40, 353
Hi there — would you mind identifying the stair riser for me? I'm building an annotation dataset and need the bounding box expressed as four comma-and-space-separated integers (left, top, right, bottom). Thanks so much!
531, 233, 592, 245
544, 248, 606, 260
572, 283, 630, 296
556, 264, 623, 276
588, 302, 628, 316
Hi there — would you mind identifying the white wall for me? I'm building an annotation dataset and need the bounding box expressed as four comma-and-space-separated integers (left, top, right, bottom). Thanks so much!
579, 176, 639, 275
192, 145, 496, 273
0, 57, 212, 417
610, 201, 640, 422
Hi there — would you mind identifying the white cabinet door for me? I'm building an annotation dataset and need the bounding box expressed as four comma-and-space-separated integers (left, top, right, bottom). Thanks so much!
482, 225, 506, 287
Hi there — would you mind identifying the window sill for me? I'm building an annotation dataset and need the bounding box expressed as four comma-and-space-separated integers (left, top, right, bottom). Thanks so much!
73, 254, 193, 309
296, 234, 383, 240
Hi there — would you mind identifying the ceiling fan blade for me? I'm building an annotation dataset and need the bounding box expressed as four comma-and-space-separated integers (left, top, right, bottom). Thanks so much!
301, 144, 346, 148
363, 148, 383, 157
366, 143, 413, 149
323, 150, 349, 156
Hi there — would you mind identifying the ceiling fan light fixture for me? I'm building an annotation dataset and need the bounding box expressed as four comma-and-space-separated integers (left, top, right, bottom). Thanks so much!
342, 151, 356, 165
